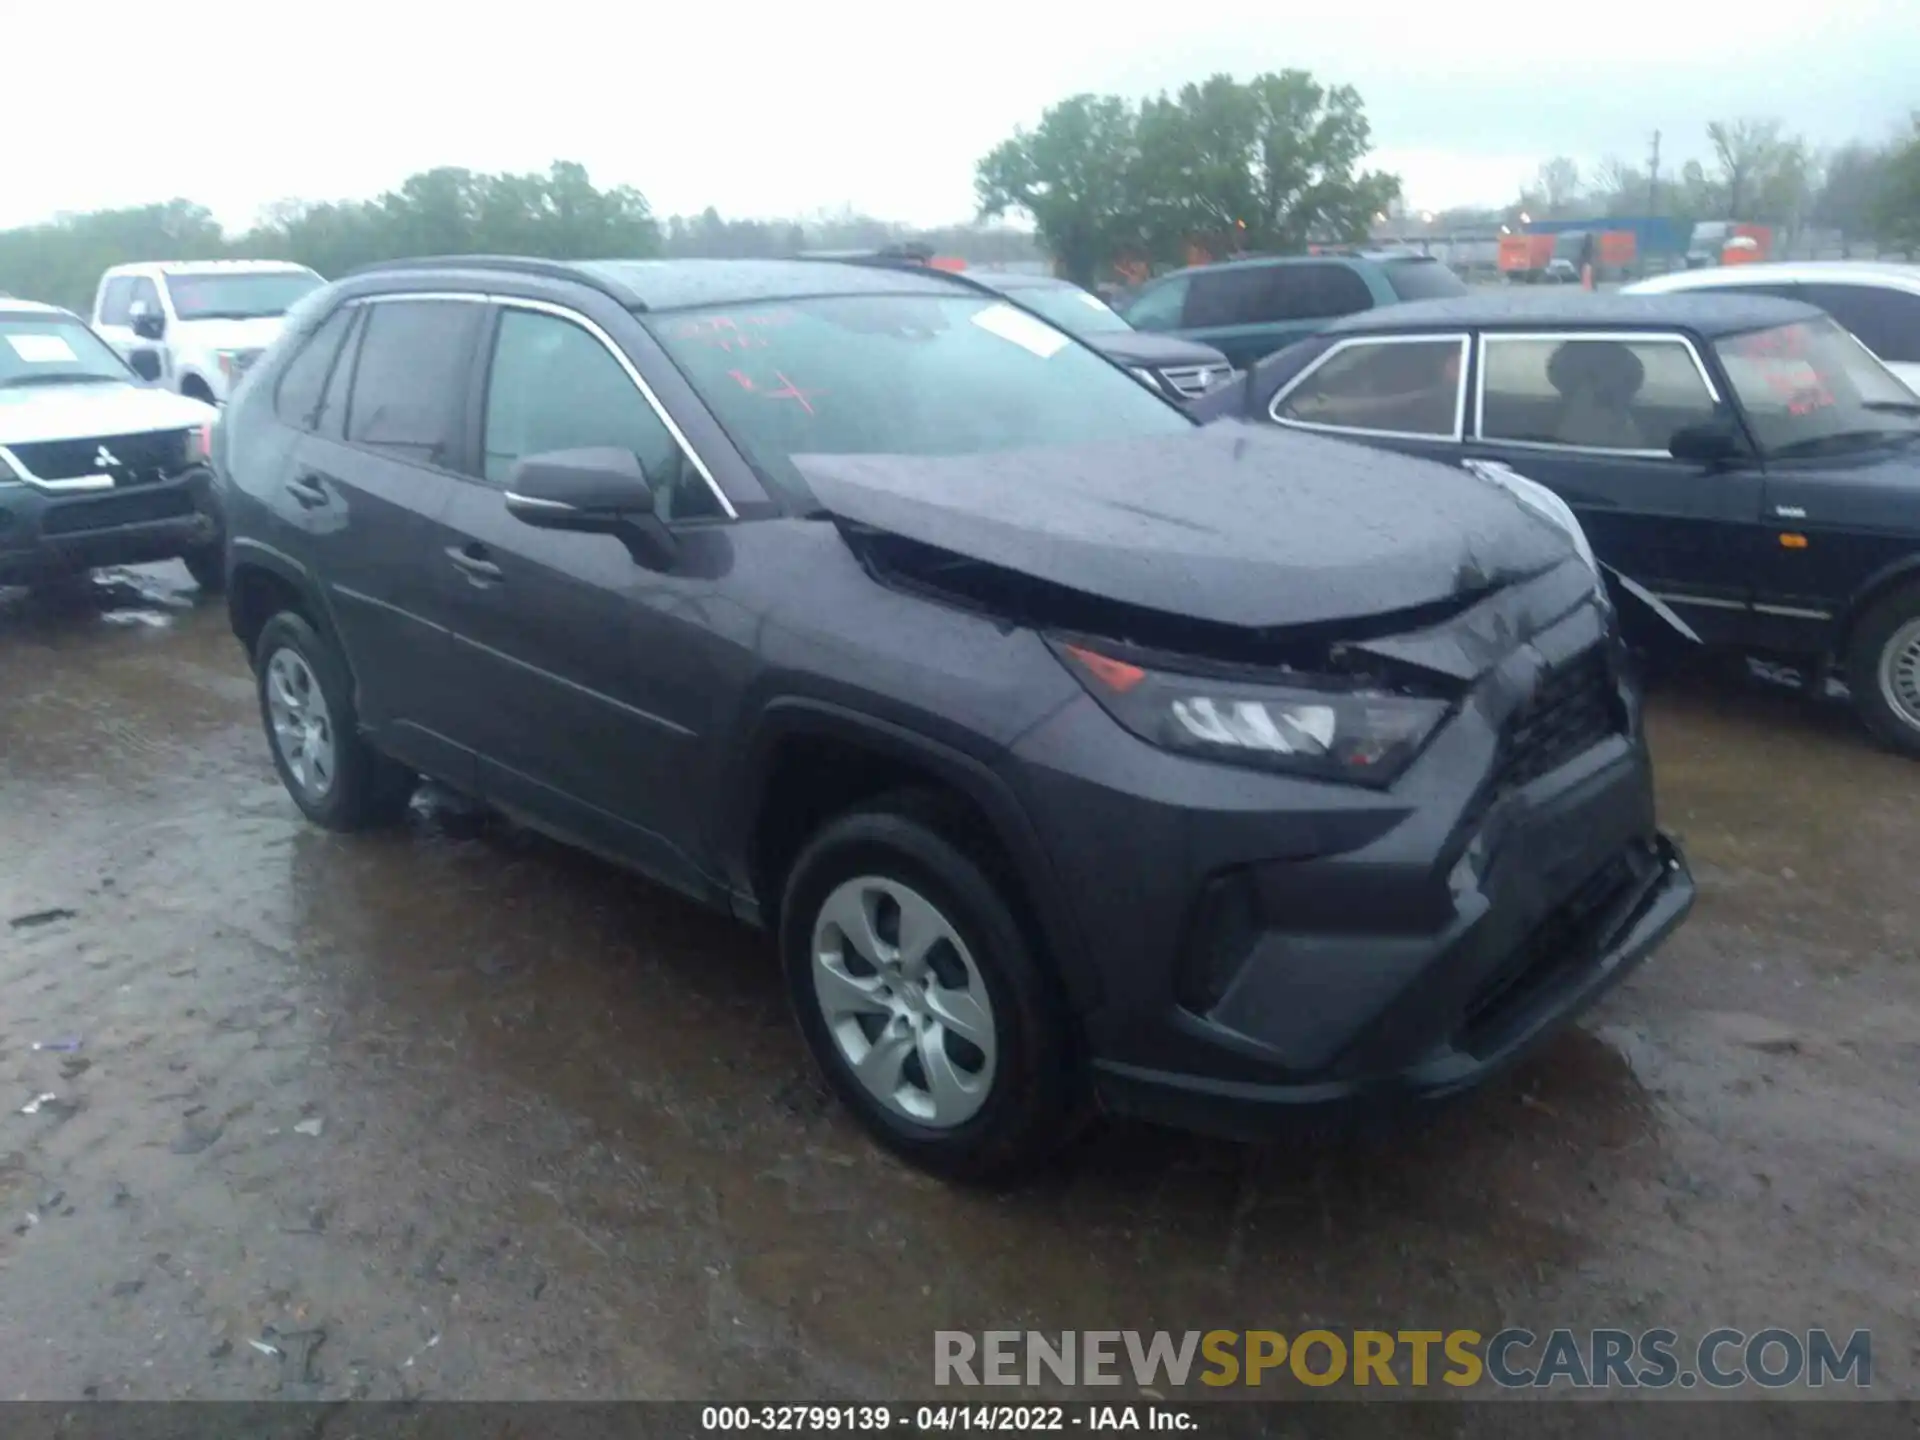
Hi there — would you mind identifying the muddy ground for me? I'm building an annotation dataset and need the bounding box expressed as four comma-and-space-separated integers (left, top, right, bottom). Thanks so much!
1, 564, 1916, 1401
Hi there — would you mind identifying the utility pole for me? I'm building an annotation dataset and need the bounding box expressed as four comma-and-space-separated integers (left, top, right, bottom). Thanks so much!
1647, 130, 1662, 215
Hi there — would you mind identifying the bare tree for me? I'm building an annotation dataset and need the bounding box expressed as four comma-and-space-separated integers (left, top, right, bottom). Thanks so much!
1707, 118, 1783, 217
1534, 156, 1583, 215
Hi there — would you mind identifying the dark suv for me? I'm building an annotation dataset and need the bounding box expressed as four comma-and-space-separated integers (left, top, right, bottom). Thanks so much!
215, 255, 1694, 1179
1118, 251, 1470, 370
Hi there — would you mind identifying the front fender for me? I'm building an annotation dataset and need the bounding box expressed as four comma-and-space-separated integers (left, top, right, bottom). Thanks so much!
725, 696, 1101, 1011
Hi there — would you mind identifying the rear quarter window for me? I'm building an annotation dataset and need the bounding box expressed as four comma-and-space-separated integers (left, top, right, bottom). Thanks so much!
1384, 260, 1470, 303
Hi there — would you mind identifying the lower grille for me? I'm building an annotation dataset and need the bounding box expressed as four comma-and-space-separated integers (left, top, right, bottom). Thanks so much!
41, 488, 194, 536
1491, 645, 1620, 798
8, 430, 189, 488
1458, 845, 1649, 1048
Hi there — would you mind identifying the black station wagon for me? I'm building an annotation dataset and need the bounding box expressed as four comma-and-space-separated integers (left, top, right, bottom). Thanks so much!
1192, 293, 1920, 755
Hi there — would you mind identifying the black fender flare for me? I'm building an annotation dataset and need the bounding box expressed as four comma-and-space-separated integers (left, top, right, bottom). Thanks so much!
725, 697, 1102, 1012
226, 537, 337, 649
1840, 552, 1920, 652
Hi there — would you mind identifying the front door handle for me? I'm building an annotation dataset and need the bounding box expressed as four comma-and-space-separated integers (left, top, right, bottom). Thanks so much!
285, 475, 328, 508
446, 544, 504, 585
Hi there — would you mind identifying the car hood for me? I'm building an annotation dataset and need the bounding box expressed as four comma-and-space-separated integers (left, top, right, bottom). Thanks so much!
0, 381, 217, 446
1082, 330, 1231, 369
171, 316, 288, 351
795, 421, 1578, 630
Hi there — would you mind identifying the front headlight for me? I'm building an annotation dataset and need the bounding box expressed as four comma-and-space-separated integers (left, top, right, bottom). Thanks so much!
1052, 640, 1449, 786
1129, 366, 1165, 393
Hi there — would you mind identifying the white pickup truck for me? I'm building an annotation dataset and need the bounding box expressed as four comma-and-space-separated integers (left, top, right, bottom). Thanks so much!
91, 260, 324, 405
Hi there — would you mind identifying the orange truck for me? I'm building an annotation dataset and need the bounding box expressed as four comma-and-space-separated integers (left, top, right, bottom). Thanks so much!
1498, 233, 1554, 279
1686, 222, 1774, 267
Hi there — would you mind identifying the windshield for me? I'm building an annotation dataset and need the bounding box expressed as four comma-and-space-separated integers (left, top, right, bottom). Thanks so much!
163, 270, 322, 320
648, 292, 1192, 497
0, 314, 132, 388
1001, 282, 1134, 338
1714, 317, 1920, 457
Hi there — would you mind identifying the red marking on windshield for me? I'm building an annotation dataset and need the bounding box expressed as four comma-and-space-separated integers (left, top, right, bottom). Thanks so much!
763, 370, 823, 414
669, 310, 799, 350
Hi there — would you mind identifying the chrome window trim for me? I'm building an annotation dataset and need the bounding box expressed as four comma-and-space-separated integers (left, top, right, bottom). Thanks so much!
1474, 329, 1722, 458
346, 291, 736, 519
1267, 332, 1471, 443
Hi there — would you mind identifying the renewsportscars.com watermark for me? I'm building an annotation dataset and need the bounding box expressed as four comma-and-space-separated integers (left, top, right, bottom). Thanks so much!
934, 1328, 1872, 1391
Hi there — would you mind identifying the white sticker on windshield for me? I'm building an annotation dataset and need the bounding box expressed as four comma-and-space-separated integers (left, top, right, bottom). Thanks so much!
970, 302, 1070, 359
6, 334, 78, 363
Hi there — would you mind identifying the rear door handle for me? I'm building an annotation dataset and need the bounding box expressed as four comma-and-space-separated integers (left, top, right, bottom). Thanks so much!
446, 544, 504, 585
285, 475, 328, 508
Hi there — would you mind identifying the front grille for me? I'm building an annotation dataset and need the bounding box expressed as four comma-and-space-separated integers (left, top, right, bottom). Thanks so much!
7, 430, 189, 488
1158, 363, 1235, 398
41, 488, 194, 535
1490, 645, 1620, 798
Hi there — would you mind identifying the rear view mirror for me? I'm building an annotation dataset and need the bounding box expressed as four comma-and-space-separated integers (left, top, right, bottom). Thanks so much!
1668, 420, 1746, 468
504, 447, 677, 569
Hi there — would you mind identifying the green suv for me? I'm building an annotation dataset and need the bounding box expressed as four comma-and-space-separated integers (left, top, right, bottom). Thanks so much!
1117, 251, 1468, 370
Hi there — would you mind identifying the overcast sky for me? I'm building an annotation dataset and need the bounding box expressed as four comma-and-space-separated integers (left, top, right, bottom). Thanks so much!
7, 0, 1913, 234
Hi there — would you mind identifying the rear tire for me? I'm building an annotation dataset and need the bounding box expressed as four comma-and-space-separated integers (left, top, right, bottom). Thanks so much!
254, 611, 415, 829
1846, 583, 1920, 758
779, 793, 1078, 1183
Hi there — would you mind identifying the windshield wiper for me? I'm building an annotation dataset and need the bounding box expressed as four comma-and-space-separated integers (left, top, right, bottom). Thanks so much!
1861, 400, 1920, 415
0, 373, 123, 389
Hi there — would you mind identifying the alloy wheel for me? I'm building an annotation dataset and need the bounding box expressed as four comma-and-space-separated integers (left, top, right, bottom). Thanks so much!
265, 647, 337, 801
1878, 618, 1920, 735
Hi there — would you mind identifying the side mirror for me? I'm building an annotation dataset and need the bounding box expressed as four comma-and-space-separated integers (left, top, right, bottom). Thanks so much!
130, 304, 166, 341
503, 447, 677, 569
1668, 419, 1746, 468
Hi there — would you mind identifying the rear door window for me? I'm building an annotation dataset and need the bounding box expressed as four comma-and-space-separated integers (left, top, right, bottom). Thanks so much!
1479, 334, 1717, 452
1182, 268, 1277, 328
273, 307, 355, 430
1798, 283, 1920, 365
343, 300, 482, 468
1273, 263, 1376, 321
1384, 260, 1470, 302
1271, 336, 1468, 438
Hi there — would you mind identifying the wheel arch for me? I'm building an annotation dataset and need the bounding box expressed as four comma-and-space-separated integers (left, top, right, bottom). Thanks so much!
729, 698, 1101, 1012
227, 540, 336, 657
1837, 552, 1920, 658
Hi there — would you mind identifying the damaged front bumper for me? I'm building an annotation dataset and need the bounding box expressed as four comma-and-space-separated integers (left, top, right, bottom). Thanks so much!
1002, 557, 1695, 1140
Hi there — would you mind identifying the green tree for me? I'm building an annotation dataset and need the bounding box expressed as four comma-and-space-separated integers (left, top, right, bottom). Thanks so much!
1872, 117, 1920, 253
975, 94, 1143, 287
1814, 142, 1891, 252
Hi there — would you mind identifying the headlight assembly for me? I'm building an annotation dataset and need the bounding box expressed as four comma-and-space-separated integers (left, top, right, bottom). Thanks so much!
1052, 639, 1449, 787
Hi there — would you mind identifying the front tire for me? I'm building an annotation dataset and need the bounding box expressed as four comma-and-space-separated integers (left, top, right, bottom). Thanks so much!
1846, 583, 1920, 757
253, 611, 415, 829
779, 795, 1078, 1183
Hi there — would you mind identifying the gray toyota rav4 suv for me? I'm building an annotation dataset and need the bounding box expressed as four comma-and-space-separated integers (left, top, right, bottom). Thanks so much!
214, 255, 1694, 1180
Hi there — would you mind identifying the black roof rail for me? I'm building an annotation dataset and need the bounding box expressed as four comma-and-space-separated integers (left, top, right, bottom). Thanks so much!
343, 254, 647, 310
